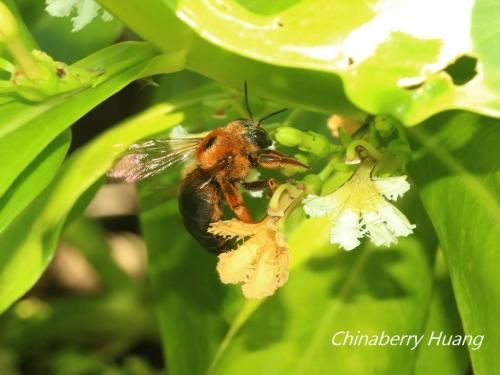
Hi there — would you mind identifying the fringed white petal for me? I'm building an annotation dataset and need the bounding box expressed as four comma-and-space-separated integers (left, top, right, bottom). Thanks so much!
71, 0, 100, 31
45, 0, 112, 32
330, 209, 363, 251
362, 211, 398, 247
46, 0, 79, 17
376, 201, 416, 237
373, 176, 410, 201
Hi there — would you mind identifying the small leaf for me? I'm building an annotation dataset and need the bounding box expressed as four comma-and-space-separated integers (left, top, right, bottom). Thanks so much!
0, 129, 70, 233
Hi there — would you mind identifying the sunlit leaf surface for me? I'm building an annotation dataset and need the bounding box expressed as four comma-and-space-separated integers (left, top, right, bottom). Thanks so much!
101, 0, 500, 124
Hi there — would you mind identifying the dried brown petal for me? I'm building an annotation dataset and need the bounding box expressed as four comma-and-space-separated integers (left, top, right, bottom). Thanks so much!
209, 216, 290, 299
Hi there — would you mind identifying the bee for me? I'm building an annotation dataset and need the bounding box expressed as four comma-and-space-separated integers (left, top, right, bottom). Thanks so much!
109, 85, 307, 254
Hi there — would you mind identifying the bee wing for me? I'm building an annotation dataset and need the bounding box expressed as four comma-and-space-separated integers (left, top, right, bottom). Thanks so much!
108, 138, 202, 183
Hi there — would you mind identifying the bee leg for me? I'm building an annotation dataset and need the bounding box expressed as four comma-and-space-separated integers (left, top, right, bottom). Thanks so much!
218, 178, 254, 223
240, 179, 279, 196
250, 150, 309, 170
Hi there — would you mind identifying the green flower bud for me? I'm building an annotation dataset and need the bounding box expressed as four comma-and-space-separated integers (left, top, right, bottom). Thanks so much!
293, 153, 309, 166
299, 131, 331, 157
373, 115, 397, 134
0, 2, 18, 44
275, 127, 304, 147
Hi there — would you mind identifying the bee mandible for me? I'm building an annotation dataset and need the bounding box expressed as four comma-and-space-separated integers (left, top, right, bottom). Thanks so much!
109, 84, 308, 253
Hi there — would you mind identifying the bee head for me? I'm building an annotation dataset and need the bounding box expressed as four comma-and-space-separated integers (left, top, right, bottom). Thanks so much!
241, 82, 287, 149
241, 120, 272, 148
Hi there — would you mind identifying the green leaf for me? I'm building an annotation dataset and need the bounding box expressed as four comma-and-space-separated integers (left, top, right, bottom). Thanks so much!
140, 175, 439, 374
17, 0, 124, 63
0, 105, 184, 314
408, 112, 500, 375
138, 198, 228, 375
0, 41, 183, 198
102, 0, 500, 124
98, 0, 360, 117
97, 0, 190, 53
413, 251, 470, 375
472, 0, 500, 95
0, 129, 70, 233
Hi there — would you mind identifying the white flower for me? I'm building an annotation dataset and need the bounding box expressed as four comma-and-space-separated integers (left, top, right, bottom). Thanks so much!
45, 0, 113, 32
303, 160, 415, 250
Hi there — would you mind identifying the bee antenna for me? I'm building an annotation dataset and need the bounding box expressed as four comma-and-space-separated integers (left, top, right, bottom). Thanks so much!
244, 81, 254, 120
258, 108, 288, 124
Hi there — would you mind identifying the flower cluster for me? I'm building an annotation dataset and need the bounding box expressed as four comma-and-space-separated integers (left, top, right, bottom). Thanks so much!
303, 160, 415, 250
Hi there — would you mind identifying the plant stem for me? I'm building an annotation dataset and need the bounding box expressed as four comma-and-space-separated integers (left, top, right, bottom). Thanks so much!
7, 37, 41, 80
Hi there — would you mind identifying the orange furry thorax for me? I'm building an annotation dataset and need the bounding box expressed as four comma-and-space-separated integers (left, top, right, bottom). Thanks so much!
196, 121, 258, 180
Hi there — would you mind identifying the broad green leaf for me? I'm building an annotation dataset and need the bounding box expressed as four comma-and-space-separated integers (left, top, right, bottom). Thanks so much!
0, 129, 70, 233
408, 112, 500, 375
472, 0, 500, 94
140, 173, 439, 374
96, 0, 190, 53
0, 41, 184, 198
98, 0, 360, 117
413, 251, 470, 375
138, 198, 228, 375
102, 0, 500, 124
0, 105, 183, 314
17, 0, 124, 63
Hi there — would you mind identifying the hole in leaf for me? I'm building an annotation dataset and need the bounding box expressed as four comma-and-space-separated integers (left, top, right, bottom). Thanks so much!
443, 55, 478, 85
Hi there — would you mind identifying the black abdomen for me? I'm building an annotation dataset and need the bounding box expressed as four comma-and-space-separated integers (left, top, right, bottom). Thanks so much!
179, 168, 229, 254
